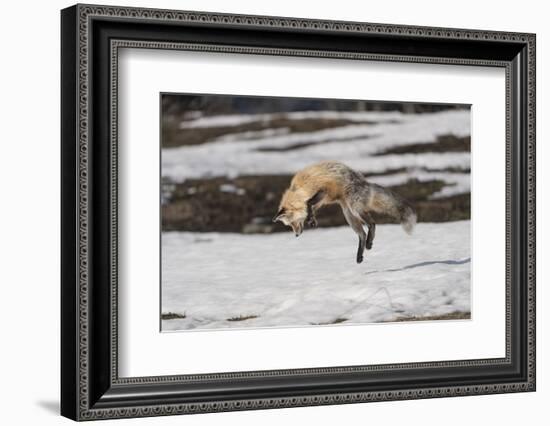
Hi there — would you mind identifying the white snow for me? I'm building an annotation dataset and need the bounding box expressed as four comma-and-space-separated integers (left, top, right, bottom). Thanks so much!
219, 183, 246, 195
162, 109, 471, 196
216, 127, 290, 141
161, 220, 471, 331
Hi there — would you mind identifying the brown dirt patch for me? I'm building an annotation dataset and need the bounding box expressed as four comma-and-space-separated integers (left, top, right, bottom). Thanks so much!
162, 172, 470, 233
392, 311, 471, 322
162, 117, 380, 148
374, 134, 470, 156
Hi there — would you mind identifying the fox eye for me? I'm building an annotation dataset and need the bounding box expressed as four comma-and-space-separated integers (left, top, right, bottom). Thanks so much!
272, 208, 286, 223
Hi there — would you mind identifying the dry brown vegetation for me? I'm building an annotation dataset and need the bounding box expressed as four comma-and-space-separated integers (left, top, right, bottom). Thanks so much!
226, 315, 259, 322
162, 116, 382, 148
160, 312, 186, 320
374, 134, 470, 155
391, 311, 471, 322
162, 171, 470, 233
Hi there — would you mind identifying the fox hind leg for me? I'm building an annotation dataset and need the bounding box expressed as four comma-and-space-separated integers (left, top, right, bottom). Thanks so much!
356, 236, 365, 263
364, 213, 376, 250
342, 206, 367, 264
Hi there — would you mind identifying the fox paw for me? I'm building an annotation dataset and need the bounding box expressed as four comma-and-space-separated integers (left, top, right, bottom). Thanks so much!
307, 218, 317, 228
356, 255, 363, 264
366, 241, 373, 250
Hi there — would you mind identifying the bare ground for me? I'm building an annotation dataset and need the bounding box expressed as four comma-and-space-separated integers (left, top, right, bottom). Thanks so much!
162, 172, 470, 233
162, 116, 385, 148
391, 311, 471, 322
374, 134, 470, 156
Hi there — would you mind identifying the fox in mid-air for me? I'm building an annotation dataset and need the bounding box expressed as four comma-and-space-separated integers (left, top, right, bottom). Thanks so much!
273, 161, 416, 264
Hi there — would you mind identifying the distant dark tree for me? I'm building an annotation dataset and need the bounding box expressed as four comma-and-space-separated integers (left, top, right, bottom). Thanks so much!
162, 93, 469, 119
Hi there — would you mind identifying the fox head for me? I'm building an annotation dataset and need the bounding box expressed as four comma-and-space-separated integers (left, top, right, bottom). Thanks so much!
272, 189, 308, 237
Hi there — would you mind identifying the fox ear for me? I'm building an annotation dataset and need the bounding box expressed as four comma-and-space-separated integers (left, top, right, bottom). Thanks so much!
272, 208, 286, 223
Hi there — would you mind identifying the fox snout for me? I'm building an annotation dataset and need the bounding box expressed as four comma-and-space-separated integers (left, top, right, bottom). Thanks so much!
272, 207, 305, 237
291, 222, 303, 237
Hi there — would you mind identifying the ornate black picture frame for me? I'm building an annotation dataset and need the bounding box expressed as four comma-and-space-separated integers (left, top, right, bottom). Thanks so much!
61, 4, 536, 421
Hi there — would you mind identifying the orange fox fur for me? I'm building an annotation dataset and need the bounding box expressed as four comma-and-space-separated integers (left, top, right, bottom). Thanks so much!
273, 161, 416, 263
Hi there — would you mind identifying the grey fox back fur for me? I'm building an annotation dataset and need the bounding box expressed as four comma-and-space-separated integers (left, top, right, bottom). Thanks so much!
273, 161, 416, 263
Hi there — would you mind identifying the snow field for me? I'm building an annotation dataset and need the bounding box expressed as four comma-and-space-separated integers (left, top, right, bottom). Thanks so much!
162, 220, 471, 331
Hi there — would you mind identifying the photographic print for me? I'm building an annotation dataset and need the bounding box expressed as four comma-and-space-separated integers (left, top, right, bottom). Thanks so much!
160, 93, 471, 331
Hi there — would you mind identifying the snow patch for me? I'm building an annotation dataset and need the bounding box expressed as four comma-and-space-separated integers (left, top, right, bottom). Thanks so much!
219, 183, 246, 195
161, 220, 471, 331
163, 110, 471, 196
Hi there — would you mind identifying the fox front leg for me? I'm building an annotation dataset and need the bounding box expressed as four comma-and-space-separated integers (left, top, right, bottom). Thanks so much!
306, 203, 317, 228
306, 190, 325, 228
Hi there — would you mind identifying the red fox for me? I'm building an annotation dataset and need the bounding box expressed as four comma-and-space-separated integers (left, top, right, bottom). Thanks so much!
273, 161, 416, 263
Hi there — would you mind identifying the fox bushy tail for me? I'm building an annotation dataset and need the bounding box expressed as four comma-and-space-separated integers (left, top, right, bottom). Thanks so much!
369, 184, 416, 234
399, 202, 417, 234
